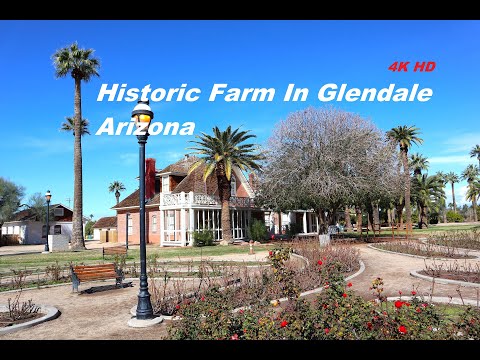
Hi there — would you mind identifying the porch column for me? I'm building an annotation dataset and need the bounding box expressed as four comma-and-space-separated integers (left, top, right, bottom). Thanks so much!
159, 208, 165, 246
189, 208, 195, 247
180, 208, 186, 246
303, 212, 307, 234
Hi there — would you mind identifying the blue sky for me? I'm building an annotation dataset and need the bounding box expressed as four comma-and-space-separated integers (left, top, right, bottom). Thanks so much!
1, 20, 479, 219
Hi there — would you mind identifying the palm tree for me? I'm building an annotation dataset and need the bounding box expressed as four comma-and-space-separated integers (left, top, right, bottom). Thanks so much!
444, 171, 459, 213
188, 126, 264, 244
409, 153, 429, 176
109, 181, 126, 204
60, 116, 90, 136
411, 173, 445, 228
470, 144, 480, 168
52, 41, 100, 250
386, 125, 423, 229
461, 164, 480, 222
466, 181, 480, 222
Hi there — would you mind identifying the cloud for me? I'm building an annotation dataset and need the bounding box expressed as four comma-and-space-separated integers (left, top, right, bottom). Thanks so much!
429, 155, 473, 165
441, 133, 480, 154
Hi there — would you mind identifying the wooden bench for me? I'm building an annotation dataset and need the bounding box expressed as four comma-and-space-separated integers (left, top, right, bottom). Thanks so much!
102, 245, 127, 259
70, 263, 124, 292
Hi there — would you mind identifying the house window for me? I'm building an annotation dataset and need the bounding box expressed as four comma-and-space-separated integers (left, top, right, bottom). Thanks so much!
127, 215, 133, 235
162, 175, 170, 193
54, 225, 62, 235
152, 215, 157, 232
231, 175, 237, 197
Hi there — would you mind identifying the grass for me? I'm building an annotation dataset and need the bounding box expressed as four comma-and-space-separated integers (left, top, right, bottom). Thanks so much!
338, 224, 478, 239
0, 243, 272, 272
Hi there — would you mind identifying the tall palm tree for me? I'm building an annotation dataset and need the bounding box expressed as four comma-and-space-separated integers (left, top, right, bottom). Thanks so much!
109, 181, 126, 204
386, 125, 423, 229
466, 181, 480, 222
60, 116, 90, 136
188, 126, 264, 244
470, 145, 480, 168
444, 171, 459, 213
411, 173, 445, 228
461, 164, 480, 222
52, 41, 100, 250
409, 153, 429, 176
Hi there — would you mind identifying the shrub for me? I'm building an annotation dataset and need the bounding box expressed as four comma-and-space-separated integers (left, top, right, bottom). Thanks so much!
446, 210, 464, 223
249, 219, 268, 243
193, 229, 215, 247
285, 223, 303, 239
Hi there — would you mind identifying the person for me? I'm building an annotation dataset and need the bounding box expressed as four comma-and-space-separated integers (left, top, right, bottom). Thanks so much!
335, 222, 340, 233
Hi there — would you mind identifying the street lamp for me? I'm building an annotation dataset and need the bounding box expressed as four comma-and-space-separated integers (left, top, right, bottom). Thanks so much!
132, 99, 154, 320
44, 190, 51, 252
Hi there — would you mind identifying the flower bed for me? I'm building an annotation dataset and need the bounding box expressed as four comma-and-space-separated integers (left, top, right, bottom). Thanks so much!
370, 240, 476, 259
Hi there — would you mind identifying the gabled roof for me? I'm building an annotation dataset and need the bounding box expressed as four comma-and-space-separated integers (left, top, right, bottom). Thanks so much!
9, 203, 75, 222
111, 189, 161, 210
157, 155, 198, 175
93, 216, 117, 229
172, 162, 219, 195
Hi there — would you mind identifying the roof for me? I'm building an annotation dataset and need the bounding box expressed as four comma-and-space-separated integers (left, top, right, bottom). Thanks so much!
111, 189, 161, 210
157, 155, 198, 175
93, 216, 118, 228
172, 162, 219, 195
8, 203, 77, 222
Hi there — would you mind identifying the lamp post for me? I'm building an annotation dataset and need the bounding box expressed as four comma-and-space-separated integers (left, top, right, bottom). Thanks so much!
132, 99, 154, 320
125, 212, 130, 250
44, 190, 51, 252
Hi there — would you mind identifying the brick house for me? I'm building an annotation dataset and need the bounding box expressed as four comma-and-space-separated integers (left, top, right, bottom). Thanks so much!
112, 155, 320, 247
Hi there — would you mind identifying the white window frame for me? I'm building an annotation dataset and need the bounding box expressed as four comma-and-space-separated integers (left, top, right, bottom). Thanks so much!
152, 215, 157, 232
127, 215, 133, 235
162, 175, 170, 194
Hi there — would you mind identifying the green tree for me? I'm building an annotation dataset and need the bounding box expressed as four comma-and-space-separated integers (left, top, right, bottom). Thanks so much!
461, 164, 479, 222
470, 144, 480, 168
409, 153, 429, 176
0, 178, 25, 236
465, 180, 480, 222
52, 41, 100, 250
26, 192, 54, 222
188, 126, 263, 244
386, 125, 424, 229
108, 181, 126, 205
411, 173, 445, 228
444, 171, 459, 213
60, 116, 90, 136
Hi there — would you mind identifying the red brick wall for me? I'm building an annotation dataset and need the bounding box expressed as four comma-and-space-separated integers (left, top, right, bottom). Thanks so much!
116, 208, 161, 245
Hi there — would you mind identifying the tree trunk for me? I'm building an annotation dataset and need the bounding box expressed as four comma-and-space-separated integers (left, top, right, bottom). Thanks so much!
401, 149, 412, 230
355, 206, 362, 232
372, 201, 380, 232
473, 195, 478, 222
115, 191, 120, 204
419, 205, 428, 228
317, 209, 327, 235
71, 78, 85, 250
217, 166, 232, 244
451, 182, 457, 213
395, 203, 404, 228
344, 206, 352, 231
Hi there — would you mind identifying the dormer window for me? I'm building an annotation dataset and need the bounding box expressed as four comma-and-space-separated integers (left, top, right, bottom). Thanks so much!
162, 175, 170, 193
231, 175, 237, 197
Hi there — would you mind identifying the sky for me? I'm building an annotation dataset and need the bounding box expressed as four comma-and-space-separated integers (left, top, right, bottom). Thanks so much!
0, 20, 479, 219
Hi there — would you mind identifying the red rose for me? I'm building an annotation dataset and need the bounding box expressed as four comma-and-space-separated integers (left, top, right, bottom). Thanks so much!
201, 296, 205, 301
411, 290, 417, 296
280, 320, 288, 328
404, 302, 411, 307
269, 251, 273, 256
395, 300, 403, 309
347, 282, 353, 287
239, 309, 244, 314
421, 303, 428, 308
398, 290, 402, 295
367, 322, 372, 329
398, 325, 407, 334
175, 304, 180, 310
342, 293, 347, 298
317, 260, 323, 266
416, 308, 421, 313
230, 334, 239, 340
324, 328, 330, 334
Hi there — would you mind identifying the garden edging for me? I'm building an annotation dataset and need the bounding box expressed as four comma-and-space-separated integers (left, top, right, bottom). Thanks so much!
0, 305, 60, 335
367, 243, 480, 260
409, 269, 480, 288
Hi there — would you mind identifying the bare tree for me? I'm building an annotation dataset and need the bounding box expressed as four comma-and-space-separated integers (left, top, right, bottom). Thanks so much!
255, 106, 402, 234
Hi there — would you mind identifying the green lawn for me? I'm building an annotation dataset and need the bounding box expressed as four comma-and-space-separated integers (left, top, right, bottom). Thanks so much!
339, 224, 478, 238
0, 244, 272, 273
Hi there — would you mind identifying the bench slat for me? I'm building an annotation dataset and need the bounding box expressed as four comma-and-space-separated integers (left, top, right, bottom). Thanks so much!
71, 262, 123, 292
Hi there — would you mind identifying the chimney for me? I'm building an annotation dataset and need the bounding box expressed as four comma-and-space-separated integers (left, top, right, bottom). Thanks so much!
145, 158, 156, 200
184, 154, 189, 161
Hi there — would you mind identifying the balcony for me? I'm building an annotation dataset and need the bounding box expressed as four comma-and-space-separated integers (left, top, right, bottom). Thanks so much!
161, 192, 253, 208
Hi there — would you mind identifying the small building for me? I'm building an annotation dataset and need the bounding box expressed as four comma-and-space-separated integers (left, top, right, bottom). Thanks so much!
93, 216, 118, 243
1, 203, 86, 245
